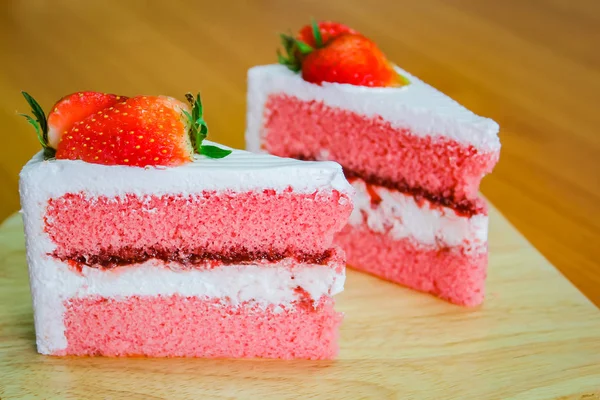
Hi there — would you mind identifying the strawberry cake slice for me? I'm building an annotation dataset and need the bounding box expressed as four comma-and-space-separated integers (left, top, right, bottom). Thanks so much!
19, 91, 353, 358
246, 21, 500, 306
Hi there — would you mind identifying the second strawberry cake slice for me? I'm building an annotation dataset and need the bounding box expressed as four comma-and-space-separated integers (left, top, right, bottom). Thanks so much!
246, 21, 500, 306
19, 91, 353, 359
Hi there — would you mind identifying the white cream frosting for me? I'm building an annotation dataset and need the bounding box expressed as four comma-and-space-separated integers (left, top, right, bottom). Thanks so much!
245, 64, 500, 153
20, 140, 352, 199
18, 140, 351, 354
28, 258, 344, 354
348, 179, 487, 250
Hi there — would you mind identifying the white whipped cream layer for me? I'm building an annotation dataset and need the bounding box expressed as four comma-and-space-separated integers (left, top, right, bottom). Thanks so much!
20, 140, 352, 199
28, 257, 344, 355
348, 179, 488, 250
245, 64, 500, 153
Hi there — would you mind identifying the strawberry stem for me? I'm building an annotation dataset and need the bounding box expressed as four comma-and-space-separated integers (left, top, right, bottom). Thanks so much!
20, 91, 56, 159
183, 92, 231, 159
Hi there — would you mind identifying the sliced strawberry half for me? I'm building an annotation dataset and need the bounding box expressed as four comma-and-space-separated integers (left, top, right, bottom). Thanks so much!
21, 91, 231, 165
56, 95, 192, 167
55, 93, 230, 167
47, 91, 125, 148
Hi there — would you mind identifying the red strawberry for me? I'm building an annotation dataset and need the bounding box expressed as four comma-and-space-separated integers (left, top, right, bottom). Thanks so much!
21, 92, 231, 165
297, 21, 358, 48
277, 21, 408, 88
47, 92, 125, 148
56, 95, 194, 167
301, 34, 408, 88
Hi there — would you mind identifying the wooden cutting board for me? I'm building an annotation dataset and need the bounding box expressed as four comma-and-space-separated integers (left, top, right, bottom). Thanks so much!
1, 206, 599, 400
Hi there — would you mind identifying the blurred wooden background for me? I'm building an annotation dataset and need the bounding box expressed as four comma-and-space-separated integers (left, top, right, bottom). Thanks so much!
0, 0, 598, 305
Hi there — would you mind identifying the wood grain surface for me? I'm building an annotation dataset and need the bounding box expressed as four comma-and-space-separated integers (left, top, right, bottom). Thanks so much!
0, 0, 598, 308
1, 204, 600, 398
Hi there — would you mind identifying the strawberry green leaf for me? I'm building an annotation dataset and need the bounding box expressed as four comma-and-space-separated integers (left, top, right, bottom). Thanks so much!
200, 145, 232, 159
21, 91, 48, 138
276, 50, 289, 66
277, 34, 298, 71
185, 92, 207, 153
279, 33, 295, 50
182, 109, 194, 126
184, 92, 229, 158
295, 39, 313, 55
199, 122, 208, 137
311, 19, 323, 48
195, 93, 202, 122
276, 33, 313, 73
20, 91, 56, 159
19, 113, 43, 145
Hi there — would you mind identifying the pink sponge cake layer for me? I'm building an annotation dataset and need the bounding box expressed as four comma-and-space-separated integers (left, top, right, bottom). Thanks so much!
336, 225, 487, 306
46, 189, 351, 266
62, 296, 341, 359
262, 94, 498, 208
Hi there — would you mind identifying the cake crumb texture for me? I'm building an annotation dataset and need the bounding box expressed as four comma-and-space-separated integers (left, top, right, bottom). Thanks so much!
336, 225, 487, 306
45, 190, 352, 259
62, 295, 342, 359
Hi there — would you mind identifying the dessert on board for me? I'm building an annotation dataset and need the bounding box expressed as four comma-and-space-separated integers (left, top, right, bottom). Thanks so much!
19, 91, 352, 358
246, 21, 500, 306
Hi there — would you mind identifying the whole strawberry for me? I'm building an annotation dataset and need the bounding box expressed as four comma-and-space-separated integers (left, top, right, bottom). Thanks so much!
302, 33, 407, 87
20, 92, 231, 166
277, 20, 408, 88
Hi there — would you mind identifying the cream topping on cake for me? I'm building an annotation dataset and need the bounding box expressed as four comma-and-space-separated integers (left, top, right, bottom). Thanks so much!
19, 140, 352, 198
246, 64, 500, 152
